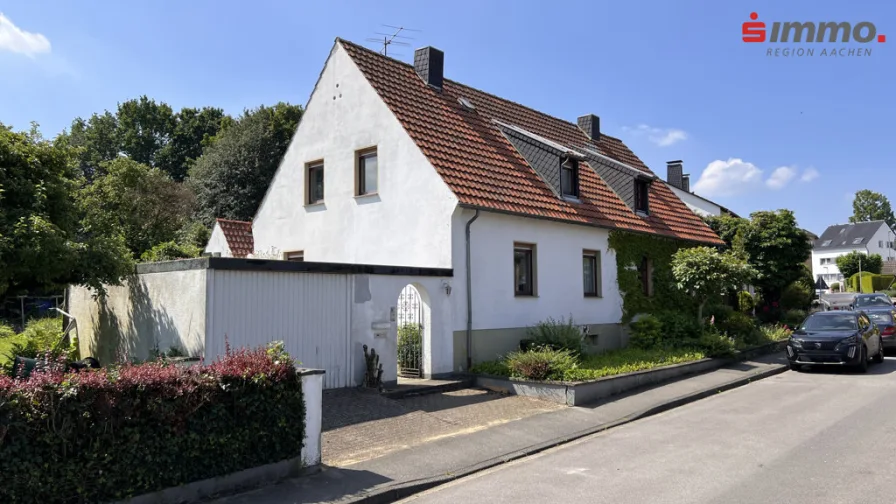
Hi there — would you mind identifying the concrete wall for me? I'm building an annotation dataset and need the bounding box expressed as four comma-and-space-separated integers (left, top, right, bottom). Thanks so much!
252, 42, 458, 269
68, 269, 207, 364
450, 208, 624, 369
204, 222, 232, 257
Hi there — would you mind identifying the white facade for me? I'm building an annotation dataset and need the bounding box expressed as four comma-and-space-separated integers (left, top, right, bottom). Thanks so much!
666, 183, 724, 217
450, 209, 623, 332
253, 44, 458, 268
812, 223, 896, 287
203, 222, 232, 257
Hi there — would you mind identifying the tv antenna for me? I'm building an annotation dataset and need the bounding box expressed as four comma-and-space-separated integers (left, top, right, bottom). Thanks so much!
366, 25, 421, 57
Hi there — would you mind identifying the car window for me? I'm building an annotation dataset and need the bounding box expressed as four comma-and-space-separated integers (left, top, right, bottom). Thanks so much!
869, 312, 894, 325
800, 314, 858, 331
855, 296, 892, 307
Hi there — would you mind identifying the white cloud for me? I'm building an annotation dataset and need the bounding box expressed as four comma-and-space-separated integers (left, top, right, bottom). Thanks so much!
692, 158, 764, 197
623, 124, 688, 147
800, 167, 819, 182
766, 166, 797, 190
0, 13, 51, 57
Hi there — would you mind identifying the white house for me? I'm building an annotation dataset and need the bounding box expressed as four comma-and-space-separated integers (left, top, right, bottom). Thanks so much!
663, 160, 740, 218
234, 38, 723, 375
204, 218, 254, 258
812, 220, 896, 288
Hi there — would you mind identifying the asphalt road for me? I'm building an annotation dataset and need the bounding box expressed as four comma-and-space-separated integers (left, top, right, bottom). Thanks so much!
399, 357, 896, 504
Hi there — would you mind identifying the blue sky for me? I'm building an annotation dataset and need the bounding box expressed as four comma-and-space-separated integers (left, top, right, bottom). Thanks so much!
1, 0, 893, 236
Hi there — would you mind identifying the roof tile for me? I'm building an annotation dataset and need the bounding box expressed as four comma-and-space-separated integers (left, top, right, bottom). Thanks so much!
339, 39, 723, 245
216, 219, 254, 258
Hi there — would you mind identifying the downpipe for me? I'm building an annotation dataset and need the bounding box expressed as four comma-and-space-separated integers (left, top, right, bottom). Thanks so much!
465, 209, 480, 371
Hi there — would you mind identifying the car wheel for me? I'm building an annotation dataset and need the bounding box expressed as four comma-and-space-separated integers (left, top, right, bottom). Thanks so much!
789, 362, 801, 371
874, 340, 885, 364
857, 345, 869, 373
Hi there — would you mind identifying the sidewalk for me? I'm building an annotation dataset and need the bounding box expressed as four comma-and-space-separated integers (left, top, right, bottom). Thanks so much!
208, 352, 789, 504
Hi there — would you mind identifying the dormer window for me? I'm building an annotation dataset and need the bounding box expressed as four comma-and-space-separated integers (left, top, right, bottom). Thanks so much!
634, 179, 649, 214
561, 156, 579, 198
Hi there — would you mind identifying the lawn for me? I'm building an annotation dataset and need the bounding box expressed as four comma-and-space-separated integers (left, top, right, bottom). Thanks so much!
0, 333, 26, 366
472, 347, 706, 383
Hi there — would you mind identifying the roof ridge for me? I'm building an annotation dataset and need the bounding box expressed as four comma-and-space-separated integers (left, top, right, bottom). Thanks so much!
336, 38, 628, 145
216, 218, 252, 225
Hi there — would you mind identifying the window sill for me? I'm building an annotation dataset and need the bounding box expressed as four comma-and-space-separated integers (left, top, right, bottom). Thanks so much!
584, 294, 602, 299
635, 210, 649, 217
562, 195, 582, 204
354, 192, 380, 200
305, 201, 325, 208
514, 293, 538, 298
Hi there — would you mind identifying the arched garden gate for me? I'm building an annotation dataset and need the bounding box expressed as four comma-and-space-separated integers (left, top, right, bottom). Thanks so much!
396, 284, 424, 378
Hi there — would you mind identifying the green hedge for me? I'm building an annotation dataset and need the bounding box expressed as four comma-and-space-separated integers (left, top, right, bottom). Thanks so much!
848, 272, 895, 293
0, 341, 305, 504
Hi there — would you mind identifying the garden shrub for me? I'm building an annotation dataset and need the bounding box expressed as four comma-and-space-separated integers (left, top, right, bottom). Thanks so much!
704, 304, 734, 326
697, 327, 736, 358
654, 310, 701, 345
629, 315, 663, 350
397, 323, 422, 370
780, 281, 812, 311
0, 322, 15, 339
0, 341, 305, 504
738, 290, 756, 312
525, 316, 584, 355
830, 282, 841, 292
1, 317, 75, 374
718, 311, 756, 340
760, 323, 793, 342
505, 345, 578, 381
781, 309, 807, 327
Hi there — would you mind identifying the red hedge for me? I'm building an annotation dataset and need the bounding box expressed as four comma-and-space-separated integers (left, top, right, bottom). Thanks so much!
0, 342, 305, 504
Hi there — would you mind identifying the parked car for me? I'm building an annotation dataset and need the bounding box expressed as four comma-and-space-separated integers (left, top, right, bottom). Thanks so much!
852, 293, 893, 310
819, 292, 856, 311
786, 310, 884, 372
866, 309, 896, 350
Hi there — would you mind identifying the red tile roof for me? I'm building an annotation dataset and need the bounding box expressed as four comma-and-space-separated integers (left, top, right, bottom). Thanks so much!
216, 219, 254, 258
338, 39, 723, 245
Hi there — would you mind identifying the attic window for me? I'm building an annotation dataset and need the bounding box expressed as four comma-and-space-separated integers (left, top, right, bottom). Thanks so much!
822, 240, 832, 246
560, 157, 579, 198
458, 97, 475, 110
853, 238, 864, 244
634, 179, 649, 214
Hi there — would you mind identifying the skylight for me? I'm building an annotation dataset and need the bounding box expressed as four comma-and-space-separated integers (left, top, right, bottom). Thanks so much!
822, 240, 832, 246
853, 238, 864, 244
458, 97, 475, 110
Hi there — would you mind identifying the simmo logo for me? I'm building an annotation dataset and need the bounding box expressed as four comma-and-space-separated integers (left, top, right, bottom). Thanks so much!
743, 12, 886, 57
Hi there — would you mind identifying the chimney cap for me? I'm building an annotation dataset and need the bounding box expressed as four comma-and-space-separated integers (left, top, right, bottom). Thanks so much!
667, 160, 683, 165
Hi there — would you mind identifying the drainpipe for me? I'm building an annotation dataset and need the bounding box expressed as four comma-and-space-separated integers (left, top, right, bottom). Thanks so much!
465, 209, 480, 371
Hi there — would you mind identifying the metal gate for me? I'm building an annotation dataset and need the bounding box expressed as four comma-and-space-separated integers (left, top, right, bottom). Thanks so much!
397, 285, 424, 378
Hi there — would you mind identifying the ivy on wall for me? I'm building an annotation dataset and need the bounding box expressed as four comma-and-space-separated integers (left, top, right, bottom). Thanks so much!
608, 230, 700, 323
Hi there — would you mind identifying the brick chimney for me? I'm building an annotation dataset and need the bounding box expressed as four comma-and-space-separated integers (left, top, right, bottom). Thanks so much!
681, 174, 690, 192
666, 160, 684, 189
577, 114, 600, 141
414, 46, 444, 90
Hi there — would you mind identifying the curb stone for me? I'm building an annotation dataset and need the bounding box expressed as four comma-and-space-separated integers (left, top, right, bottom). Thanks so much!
337, 361, 789, 504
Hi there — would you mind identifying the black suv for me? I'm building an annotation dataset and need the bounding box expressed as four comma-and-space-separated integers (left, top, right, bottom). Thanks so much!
786, 310, 884, 372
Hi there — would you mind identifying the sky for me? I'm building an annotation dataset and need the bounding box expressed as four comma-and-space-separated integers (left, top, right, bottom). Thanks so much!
1, 0, 894, 236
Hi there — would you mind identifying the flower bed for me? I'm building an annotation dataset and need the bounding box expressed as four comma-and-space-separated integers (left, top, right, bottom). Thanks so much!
0, 341, 305, 504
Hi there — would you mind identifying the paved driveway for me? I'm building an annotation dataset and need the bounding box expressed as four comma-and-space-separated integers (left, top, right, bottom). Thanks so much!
400, 358, 896, 504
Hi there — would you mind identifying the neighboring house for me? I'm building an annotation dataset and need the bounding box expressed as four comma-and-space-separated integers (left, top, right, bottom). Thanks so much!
204, 218, 254, 258
812, 220, 896, 289
663, 161, 740, 218
243, 38, 722, 370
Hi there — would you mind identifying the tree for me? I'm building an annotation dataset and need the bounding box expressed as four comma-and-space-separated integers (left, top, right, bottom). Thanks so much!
188, 102, 303, 223
78, 158, 195, 258
0, 123, 133, 300
671, 247, 756, 324
60, 96, 228, 182
705, 210, 812, 304
850, 190, 896, 228
836, 250, 883, 279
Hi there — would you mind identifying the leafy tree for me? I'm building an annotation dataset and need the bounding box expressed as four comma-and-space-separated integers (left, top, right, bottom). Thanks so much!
705, 210, 812, 304
60, 96, 228, 182
850, 190, 896, 228
671, 247, 756, 324
140, 241, 202, 262
188, 102, 303, 223
79, 158, 195, 258
0, 123, 133, 300
836, 250, 883, 279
